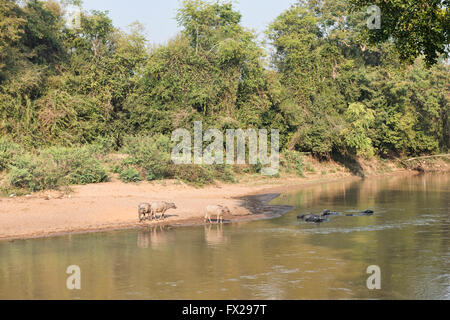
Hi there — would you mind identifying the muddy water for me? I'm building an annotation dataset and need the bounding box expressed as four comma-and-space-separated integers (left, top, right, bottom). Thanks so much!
0, 174, 448, 300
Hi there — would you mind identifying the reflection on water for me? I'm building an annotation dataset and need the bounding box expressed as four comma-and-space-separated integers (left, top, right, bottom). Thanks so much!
0, 174, 448, 299
204, 224, 229, 246
137, 226, 172, 249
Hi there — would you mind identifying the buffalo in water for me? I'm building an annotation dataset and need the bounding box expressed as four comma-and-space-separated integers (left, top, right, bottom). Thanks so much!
321, 209, 341, 217
346, 210, 375, 217
298, 209, 375, 223
297, 213, 329, 223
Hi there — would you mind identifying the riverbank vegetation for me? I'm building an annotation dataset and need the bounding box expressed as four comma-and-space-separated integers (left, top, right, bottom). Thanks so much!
0, 0, 448, 194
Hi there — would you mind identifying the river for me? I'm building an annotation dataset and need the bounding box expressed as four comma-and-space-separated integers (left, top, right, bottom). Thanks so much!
0, 173, 448, 299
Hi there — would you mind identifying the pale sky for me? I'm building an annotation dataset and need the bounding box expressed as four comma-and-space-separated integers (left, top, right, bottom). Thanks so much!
82, 0, 297, 44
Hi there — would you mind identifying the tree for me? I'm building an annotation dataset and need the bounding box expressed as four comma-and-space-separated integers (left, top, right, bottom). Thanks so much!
0, 0, 447, 159
125, 0, 277, 137
268, 0, 449, 157
0, 0, 25, 82
176, 0, 242, 54
342, 102, 375, 157
350, 0, 449, 67
267, 1, 355, 156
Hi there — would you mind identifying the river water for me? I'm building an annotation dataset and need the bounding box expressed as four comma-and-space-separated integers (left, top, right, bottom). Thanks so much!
0, 173, 448, 299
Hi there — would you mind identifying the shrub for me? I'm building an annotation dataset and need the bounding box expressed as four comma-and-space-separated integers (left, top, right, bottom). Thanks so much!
252, 161, 262, 174
8, 153, 61, 191
174, 165, 214, 186
342, 103, 375, 158
121, 134, 174, 180
283, 151, 305, 176
7, 146, 108, 192
0, 138, 23, 171
86, 136, 117, 155
305, 162, 315, 173
146, 171, 157, 181
214, 164, 236, 183
41, 147, 108, 185
119, 167, 142, 183
9, 167, 33, 190
220, 166, 236, 183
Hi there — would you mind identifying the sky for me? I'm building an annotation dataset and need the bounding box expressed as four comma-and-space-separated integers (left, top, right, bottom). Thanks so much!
82, 0, 297, 44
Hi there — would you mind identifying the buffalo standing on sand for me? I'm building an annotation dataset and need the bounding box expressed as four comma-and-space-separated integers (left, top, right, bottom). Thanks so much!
138, 203, 151, 222
138, 201, 177, 221
151, 201, 177, 220
205, 205, 231, 224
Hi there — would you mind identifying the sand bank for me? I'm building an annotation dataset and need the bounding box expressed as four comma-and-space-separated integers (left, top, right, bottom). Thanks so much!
0, 168, 426, 241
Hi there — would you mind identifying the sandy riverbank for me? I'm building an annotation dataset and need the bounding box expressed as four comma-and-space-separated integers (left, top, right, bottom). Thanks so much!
0, 164, 443, 241
0, 174, 357, 241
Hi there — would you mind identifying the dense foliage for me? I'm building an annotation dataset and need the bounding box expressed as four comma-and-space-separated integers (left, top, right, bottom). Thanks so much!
350, 0, 449, 67
0, 0, 448, 192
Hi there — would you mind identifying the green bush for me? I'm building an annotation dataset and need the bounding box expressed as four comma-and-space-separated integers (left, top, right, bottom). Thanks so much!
252, 161, 262, 174
214, 164, 236, 183
174, 165, 214, 186
146, 171, 157, 181
220, 166, 236, 183
121, 134, 174, 180
86, 136, 117, 155
7, 146, 108, 192
283, 151, 305, 176
115, 135, 238, 185
8, 153, 60, 191
41, 147, 108, 185
9, 167, 33, 190
119, 167, 142, 183
0, 138, 23, 172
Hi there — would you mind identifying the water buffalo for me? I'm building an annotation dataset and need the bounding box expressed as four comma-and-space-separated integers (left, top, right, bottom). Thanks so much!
205, 205, 231, 224
346, 210, 375, 217
321, 209, 341, 216
297, 213, 328, 223
138, 203, 152, 222
151, 201, 177, 220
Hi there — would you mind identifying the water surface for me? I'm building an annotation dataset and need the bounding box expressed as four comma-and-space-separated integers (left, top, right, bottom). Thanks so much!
0, 173, 448, 299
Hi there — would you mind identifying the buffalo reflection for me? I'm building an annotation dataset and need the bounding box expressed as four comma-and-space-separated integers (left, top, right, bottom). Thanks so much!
204, 224, 229, 246
137, 225, 170, 248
